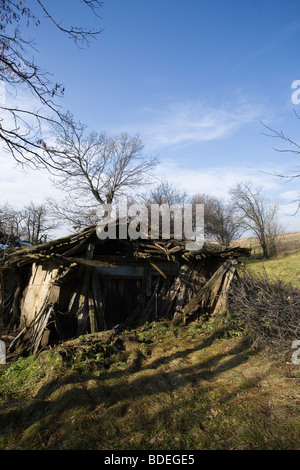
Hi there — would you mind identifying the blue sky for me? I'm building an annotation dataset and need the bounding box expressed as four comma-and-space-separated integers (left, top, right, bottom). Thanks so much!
1, 0, 300, 233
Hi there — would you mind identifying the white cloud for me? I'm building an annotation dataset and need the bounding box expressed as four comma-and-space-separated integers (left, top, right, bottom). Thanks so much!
136, 99, 264, 149
156, 160, 300, 233
280, 189, 300, 202
0, 155, 59, 208
157, 161, 281, 198
1, 152, 299, 235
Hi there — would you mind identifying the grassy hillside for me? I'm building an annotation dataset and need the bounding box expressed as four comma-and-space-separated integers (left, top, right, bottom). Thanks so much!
0, 316, 299, 450
0, 232, 299, 451
234, 232, 300, 288
245, 251, 300, 288
232, 231, 300, 255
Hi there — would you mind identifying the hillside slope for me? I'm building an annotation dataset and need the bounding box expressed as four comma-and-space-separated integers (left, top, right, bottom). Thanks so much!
1, 317, 299, 450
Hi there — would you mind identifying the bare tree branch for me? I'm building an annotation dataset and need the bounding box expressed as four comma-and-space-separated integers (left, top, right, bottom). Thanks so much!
35, 0, 104, 46
260, 119, 300, 179
191, 193, 245, 245
0, 0, 103, 167
229, 181, 280, 258
45, 116, 159, 229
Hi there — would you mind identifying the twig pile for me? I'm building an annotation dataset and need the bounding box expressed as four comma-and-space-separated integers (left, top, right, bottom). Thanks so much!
229, 269, 300, 359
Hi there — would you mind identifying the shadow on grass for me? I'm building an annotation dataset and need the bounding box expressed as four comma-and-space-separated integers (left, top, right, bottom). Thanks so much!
0, 328, 259, 449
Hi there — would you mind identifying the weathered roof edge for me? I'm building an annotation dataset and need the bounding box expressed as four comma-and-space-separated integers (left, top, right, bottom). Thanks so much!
0, 224, 251, 269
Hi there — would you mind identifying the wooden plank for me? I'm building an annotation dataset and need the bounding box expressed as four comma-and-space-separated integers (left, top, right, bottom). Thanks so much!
8, 296, 51, 353
88, 292, 97, 334
213, 262, 237, 313
149, 262, 167, 279
66, 257, 118, 267
32, 304, 54, 354
173, 260, 200, 316
180, 259, 233, 322
91, 268, 106, 331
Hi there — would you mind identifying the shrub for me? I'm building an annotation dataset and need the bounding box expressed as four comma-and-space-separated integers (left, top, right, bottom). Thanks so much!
228, 269, 300, 359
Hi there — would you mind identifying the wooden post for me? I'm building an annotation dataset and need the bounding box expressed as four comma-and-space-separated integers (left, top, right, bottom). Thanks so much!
88, 292, 97, 334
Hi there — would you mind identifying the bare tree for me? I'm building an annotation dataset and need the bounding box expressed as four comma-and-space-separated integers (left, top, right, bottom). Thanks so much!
47, 199, 100, 233
190, 193, 244, 245
138, 178, 188, 238
0, 203, 13, 234
229, 182, 280, 258
0, 202, 24, 237
46, 116, 158, 230
0, 0, 103, 167
20, 202, 56, 244
0, 201, 56, 244
142, 185, 243, 244
146, 178, 188, 207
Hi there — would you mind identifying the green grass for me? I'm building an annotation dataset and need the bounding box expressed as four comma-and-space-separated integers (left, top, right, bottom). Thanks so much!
0, 316, 299, 450
234, 232, 300, 288
245, 249, 300, 288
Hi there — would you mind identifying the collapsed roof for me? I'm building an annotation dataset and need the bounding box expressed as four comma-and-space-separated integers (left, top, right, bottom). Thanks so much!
0, 225, 250, 356
0, 231, 32, 254
0, 224, 250, 267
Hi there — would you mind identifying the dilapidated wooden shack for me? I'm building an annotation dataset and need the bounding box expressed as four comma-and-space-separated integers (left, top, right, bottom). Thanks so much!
0, 225, 250, 355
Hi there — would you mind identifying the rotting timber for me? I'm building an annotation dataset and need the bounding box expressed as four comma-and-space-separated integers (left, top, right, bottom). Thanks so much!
0, 225, 250, 356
